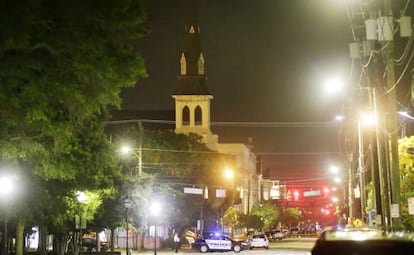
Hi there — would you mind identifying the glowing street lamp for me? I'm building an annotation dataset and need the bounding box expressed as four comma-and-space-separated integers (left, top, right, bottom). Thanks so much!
324, 75, 344, 95
330, 166, 340, 174
0, 176, 13, 255
150, 201, 161, 255
224, 168, 234, 180
0, 177, 12, 195
123, 197, 132, 255
120, 145, 142, 177
76, 191, 88, 254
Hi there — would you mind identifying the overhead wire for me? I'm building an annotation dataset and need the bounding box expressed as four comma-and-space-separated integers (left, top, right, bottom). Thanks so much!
105, 118, 340, 128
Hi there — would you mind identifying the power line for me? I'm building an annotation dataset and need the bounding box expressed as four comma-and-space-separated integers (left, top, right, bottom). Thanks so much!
104, 119, 341, 128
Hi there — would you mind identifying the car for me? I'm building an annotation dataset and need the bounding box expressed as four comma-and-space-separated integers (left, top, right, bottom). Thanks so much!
311, 227, 414, 255
82, 237, 108, 252
191, 233, 244, 253
248, 234, 269, 249
288, 227, 300, 237
264, 230, 284, 241
272, 230, 284, 240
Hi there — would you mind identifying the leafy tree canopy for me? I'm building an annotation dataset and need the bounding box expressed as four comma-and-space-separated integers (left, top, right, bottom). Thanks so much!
0, 0, 148, 249
398, 136, 414, 229
250, 203, 280, 231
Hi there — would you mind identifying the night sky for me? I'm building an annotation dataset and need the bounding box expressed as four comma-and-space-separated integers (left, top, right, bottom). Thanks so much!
119, 0, 411, 184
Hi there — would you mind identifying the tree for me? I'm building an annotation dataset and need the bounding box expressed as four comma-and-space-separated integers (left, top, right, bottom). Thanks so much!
278, 207, 302, 227
222, 207, 241, 236
365, 136, 414, 229
239, 214, 263, 231
398, 136, 414, 229
0, 1, 148, 254
250, 203, 280, 231
111, 126, 233, 244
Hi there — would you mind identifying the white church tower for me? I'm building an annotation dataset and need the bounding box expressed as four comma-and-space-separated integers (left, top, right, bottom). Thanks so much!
172, 0, 218, 151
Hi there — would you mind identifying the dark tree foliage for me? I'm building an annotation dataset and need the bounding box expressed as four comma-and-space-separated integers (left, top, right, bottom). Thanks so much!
0, 0, 148, 253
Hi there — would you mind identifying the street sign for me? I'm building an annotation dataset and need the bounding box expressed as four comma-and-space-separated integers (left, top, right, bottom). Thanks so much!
408, 197, 414, 215
216, 189, 226, 198
303, 190, 321, 197
184, 187, 203, 195
75, 214, 87, 229
368, 209, 376, 226
391, 203, 400, 218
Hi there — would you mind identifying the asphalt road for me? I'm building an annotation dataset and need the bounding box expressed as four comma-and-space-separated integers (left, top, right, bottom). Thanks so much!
128, 237, 317, 255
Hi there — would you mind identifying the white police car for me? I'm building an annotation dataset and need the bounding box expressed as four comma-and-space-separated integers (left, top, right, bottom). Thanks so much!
192, 233, 245, 253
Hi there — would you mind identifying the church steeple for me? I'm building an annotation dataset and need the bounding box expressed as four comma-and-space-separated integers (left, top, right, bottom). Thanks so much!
172, 0, 217, 151
174, 0, 210, 95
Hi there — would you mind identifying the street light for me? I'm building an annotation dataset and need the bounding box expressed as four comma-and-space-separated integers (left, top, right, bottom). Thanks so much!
150, 201, 161, 255
224, 168, 234, 180
123, 197, 132, 255
335, 112, 375, 221
0, 176, 13, 255
76, 191, 88, 254
120, 144, 142, 177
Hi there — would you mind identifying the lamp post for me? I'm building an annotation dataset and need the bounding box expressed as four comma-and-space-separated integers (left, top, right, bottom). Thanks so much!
121, 144, 142, 177
123, 197, 131, 255
150, 201, 161, 255
76, 191, 87, 254
0, 176, 13, 255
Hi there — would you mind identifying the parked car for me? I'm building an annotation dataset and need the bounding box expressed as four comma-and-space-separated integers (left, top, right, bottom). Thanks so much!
272, 230, 284, 240
192, 233, 245, 253
288, 227, 300, 237
82, 237, 108, 252
248, 234, 269, 249
265, 230, 284, 241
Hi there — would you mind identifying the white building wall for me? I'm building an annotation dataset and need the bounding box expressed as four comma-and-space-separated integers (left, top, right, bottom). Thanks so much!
217, 143, 258, 214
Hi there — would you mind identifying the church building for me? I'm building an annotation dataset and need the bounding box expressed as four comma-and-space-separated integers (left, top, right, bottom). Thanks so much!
172, 1, 260, 214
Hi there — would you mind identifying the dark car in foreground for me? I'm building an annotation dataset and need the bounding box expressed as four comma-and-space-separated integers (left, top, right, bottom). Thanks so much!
192, 233, 245, 253
311, 227, 414, 255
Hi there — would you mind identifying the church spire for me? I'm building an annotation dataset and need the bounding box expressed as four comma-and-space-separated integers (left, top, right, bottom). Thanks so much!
172, 0, 217, 151
174, 0, 210, 95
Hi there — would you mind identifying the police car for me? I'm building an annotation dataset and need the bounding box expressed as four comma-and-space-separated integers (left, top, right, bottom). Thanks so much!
192, 233, 245, 253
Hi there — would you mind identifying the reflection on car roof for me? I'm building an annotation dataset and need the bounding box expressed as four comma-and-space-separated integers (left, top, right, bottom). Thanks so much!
320, 227, 414, 242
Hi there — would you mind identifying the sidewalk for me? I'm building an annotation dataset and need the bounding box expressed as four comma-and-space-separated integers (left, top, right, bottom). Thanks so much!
117, 244, 193, 254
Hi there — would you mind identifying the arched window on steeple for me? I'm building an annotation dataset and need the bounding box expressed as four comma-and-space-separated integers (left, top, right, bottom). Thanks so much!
180, 53, 187, 75
195, 105, 202, 126
182, 106, 190, 126
198, 53, 204, 75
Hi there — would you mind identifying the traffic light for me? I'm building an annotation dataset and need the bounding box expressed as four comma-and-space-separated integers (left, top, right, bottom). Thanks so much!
321, 208, 331, 216
293, 190, 299, 201
323, 187, 330, 197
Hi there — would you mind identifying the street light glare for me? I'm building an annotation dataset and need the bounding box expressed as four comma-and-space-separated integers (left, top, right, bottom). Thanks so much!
0, 177, 12, 195
150, 201, 161, 217
324, 76, 344, 95
224, 168, 234, 180
76, 191, 87, 203
399, 111, 414, 120
335, 115, 344, 121
362, 113, 376, 126
329, 166, 340, 174
121, 146, 132, 154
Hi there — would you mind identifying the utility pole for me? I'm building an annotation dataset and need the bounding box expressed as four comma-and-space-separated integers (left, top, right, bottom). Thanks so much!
348, 153, 354, 221
138, 120, 143, 177
357, 119, 366, 220
383, 0, 401, 228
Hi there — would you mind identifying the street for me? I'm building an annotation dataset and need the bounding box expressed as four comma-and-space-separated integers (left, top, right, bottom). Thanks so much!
127, 238, 316, 255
